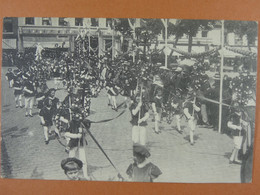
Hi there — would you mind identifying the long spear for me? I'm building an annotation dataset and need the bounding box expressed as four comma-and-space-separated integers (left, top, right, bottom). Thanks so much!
81, 122, 125, 180
138, 82, 143, 126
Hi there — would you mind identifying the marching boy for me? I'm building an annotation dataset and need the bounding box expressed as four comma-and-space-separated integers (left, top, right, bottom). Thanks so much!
5, 68, 14, 88
39, 98, 60, 144
170, 90, 183, 134
64, 111, 89, 180
151, 88, 164, 134
13, 76, 23, 108
129, 92, 150, 146
183, 87, 201, 145
23, 75, 35, 117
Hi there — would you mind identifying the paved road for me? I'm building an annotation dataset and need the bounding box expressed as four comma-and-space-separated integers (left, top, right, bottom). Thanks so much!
1, 67, 241, 182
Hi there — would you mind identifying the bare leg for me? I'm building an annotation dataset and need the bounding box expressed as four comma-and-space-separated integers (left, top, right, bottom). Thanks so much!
176, 114, 181, 132
43, 126, 49, 142
112, 96, 117, 110
69, 147, 77, 158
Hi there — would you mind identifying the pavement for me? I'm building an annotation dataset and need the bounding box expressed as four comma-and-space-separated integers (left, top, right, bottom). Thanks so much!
1, 67, 241, 182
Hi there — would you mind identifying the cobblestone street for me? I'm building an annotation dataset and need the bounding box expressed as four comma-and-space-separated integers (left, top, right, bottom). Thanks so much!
1, 67, 241, 183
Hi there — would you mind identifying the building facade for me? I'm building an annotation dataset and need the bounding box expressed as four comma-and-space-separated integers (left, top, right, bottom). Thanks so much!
2, 18, 257, 57
6, 17, 122, 56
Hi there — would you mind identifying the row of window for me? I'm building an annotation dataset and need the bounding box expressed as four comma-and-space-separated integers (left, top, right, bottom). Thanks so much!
25, 17, 112, 27
3, 17, 113, 33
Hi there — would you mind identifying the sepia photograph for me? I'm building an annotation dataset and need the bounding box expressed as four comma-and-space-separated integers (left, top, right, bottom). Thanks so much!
1, 17, 257, 183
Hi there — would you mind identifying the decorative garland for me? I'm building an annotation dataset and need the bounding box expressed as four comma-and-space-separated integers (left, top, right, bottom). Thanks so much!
225, 46, 257, 58
167, 46, 221, 58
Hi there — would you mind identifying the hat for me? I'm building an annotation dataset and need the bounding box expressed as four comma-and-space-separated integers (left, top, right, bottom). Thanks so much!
61, 158, 83, 171
133, 144, 151, 158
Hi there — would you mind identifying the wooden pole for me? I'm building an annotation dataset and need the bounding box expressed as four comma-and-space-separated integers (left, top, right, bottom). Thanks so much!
133, 20, 136, 63
81, 129, 89, 179
98, 30, 101, 68
164, 19, 168, 68
112, 19, 114, 61
138, 82, 143, 127
88, 29, 91, 65
218, 20, 225, 134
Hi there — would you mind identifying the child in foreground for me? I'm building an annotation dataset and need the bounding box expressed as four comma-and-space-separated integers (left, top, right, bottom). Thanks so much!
126, 144, 162, 182
61, 157, 86, 180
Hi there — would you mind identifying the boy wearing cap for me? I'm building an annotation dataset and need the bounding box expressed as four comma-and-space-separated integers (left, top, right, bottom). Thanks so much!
126, 145, 162, 182
61, 157, 86, 180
